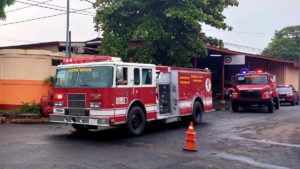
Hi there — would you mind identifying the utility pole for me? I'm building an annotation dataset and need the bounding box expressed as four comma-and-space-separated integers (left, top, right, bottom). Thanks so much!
66, 0, 70, 58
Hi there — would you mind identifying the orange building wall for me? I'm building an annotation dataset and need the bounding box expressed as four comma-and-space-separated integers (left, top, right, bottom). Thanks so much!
0, 50, 62, 110
0, 79, 52, 109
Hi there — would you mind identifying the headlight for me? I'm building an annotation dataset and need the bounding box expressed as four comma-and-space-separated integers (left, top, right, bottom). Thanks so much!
54, 102, 63, 107
232, 92, 238, 99
90, 102, 101, 108
262, 92, 271, 99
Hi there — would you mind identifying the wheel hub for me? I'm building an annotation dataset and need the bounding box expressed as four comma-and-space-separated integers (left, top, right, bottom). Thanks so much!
132, 115, 141, 129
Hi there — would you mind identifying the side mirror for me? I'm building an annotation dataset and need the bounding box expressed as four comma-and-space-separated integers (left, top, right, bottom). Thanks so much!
270, 74, 276, 83
116, 67, 123, 81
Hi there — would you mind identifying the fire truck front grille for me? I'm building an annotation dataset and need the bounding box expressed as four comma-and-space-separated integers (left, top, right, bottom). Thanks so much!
279, 94, 287, 98
240, 91, 261, 98
68, 93, 86, 108
65, 109, 89, 116
66, 94, 88, 116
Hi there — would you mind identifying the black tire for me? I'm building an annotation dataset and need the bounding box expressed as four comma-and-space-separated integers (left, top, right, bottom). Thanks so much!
267, 101, 274, 113
232, 101, 238, 112
296, 99, 299, 105
126, 106, 146, 136
291, 101, 295, 106
274, 97, 280, 110
72, 124, 88, 133
192, 101, 203, 125
246, 105, 252, 111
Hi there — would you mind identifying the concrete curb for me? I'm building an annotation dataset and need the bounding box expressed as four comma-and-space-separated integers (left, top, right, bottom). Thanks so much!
10, 118, 49, 124
0, 113, 50, 124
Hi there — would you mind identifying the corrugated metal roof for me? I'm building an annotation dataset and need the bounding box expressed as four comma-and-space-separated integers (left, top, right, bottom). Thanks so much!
207, 45, 299, 66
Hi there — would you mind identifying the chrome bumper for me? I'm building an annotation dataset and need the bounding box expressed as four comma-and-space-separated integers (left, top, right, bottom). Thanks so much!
49, 114, 110, 127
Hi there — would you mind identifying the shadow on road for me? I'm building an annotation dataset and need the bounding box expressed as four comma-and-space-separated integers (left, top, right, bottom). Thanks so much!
48, 120, 211, 143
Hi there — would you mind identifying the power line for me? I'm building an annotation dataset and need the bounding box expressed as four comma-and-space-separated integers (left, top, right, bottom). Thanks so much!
224, 42, 264, 53
80, 0, 95, 5
16, 0, 95, 16
6, 0, 53, 13
0, 35, 38, 43
204, 29, 273, 35
25, 0, 96, 15
0, 7, 93, 27
223, 42, 300, 55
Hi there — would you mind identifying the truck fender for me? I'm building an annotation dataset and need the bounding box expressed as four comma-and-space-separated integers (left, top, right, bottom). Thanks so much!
125, 99, 146, 123
191, 96, 204, 113
273, 91, 279, 98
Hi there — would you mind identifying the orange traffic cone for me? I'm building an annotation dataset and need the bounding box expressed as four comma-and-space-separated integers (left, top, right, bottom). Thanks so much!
183, 122, 197, 152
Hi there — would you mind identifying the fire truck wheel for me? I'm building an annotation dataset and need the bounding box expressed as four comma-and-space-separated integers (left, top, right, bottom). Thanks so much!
267, 101, 274, 113
127, 106, 146, 136
72, 124, 88, 133
192, 101, 203, 125
274, 98, 280, 109
291, 101, 295, 106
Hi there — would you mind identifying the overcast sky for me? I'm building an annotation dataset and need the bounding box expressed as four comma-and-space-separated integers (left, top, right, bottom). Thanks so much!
0, 0, 300, 54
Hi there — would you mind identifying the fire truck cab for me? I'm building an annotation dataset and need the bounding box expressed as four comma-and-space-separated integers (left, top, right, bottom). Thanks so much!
50, 56, 213, 136
231, 68, 280, 113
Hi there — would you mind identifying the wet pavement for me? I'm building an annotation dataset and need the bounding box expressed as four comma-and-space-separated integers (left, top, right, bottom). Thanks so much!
0, 104, 299, 169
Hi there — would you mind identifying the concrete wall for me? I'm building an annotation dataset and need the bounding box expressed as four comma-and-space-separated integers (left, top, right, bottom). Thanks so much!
284, 64, 299, 90
1, 55, 56, 80
0, 49, 64, 109
268, 62, 285, 86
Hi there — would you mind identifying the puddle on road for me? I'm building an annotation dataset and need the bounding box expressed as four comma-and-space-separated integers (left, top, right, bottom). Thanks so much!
224, 133, 300, 149
217, 152, 291, 169
243, 139, 300, 149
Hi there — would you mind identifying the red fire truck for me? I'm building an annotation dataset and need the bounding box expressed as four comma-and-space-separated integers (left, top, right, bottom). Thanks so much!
231, 68, 280, 113
49, 56, 213, 135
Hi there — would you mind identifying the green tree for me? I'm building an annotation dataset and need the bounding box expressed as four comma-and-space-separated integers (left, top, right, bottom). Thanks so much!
0, 0, 15, 20
262, 25, 300, 62
94, 0, 238, 66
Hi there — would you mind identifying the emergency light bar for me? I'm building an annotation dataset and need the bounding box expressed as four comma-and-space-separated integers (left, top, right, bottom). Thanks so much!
239, 68, 265, 74
240, 68, 249, 74
62, 56, 121, 64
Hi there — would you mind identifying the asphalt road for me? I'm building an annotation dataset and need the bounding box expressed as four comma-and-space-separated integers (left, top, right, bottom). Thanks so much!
0, 104, 299, 169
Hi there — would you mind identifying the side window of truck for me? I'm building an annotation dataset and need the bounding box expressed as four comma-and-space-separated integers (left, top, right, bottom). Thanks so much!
142, 69, 152, 85
134, 68, 140, 85
117, 67, 128, 85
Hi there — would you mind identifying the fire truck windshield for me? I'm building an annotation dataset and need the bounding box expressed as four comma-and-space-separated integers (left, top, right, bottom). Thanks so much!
236, 74, 269, 85
54, 66, 114, 88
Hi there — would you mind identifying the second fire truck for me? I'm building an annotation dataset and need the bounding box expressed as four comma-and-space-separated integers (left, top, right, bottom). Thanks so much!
231, 68, 280, 113
50, 56, 213, 136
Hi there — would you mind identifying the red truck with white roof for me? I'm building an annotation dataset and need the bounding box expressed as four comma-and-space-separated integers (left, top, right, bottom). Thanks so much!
231, 68, 280, 113
49, 56, 213, 136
